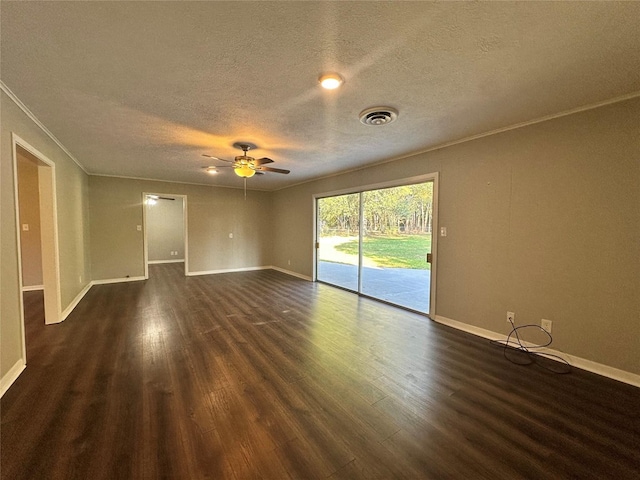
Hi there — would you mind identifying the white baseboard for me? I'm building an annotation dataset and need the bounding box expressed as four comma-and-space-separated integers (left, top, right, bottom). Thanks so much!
269, 266, 313, 281
186, 265, 313, 281
186, 266, 271, 277
91, 276, 146, 285
1, 359, 26, 398
21, 285, 44, 292
148, 259, 184, 264
433, 315, 640, 388
61, 282, 93, 321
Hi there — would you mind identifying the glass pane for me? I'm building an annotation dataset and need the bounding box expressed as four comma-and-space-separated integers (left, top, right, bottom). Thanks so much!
361, 183, 433, 313
316, 193, 360, 291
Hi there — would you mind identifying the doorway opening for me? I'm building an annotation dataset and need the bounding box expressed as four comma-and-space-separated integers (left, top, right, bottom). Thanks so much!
143, 193, 188, 278
315, 174, 438, 316
13, 135, 62, 364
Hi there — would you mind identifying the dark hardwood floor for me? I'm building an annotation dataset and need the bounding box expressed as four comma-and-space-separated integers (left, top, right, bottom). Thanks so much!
2, 263, 639, 479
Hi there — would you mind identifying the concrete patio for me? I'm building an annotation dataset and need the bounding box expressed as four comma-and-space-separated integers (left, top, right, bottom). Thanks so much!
317, 261, 431, 313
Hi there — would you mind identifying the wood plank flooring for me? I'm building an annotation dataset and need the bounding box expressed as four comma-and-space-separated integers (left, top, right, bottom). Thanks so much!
2, 263, 639, 479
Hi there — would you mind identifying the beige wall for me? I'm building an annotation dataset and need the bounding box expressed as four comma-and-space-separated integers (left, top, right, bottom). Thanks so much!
89, 176, 273, 280
1, 90, 91, 379
147, 197, 185, 262
2, 87, 638, 387
17, 151, 43, 287
272, 98, 640, 375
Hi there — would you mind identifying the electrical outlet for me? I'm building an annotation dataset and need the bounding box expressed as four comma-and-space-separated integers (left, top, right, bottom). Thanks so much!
507, 311, 515, 324
541, 319, 552, 333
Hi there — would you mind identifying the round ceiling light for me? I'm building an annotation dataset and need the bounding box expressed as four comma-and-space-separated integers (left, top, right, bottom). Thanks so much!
359, 106, 399, 126
319, 73, 344, 90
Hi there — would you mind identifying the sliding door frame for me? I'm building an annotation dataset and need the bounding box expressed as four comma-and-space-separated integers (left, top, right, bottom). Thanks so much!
313, 172, 439, 318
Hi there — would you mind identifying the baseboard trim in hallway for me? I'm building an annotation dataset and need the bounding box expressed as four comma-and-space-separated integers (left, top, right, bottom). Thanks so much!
0, 359, 25, 398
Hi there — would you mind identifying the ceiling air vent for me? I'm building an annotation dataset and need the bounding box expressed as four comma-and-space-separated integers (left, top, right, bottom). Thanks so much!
359, 107, 398, 126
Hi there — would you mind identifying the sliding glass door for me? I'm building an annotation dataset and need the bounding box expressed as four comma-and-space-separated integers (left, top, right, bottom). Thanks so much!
316, 193, 360, 291
361, 184, 432, 312
316, 180, 434, 314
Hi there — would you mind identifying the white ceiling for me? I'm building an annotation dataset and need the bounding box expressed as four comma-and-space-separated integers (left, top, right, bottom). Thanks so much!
2, 1, 639, 190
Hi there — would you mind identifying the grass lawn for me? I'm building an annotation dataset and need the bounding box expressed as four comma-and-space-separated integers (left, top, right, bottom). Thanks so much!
334, 234, 432, 269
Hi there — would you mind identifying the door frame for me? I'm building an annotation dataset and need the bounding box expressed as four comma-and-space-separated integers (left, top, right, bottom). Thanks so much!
313, 172, 439, 318
142, 192, 189, 278
12, 133, 63, 364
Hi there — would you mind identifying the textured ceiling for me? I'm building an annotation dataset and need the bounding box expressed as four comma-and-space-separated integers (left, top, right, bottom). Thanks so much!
2, 1, 639, 190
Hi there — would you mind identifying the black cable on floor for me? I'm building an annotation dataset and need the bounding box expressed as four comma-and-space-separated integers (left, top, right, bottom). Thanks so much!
490, 319, 571, 374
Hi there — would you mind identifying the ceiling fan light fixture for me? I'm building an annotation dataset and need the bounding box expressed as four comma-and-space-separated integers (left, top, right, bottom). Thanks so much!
319, 72, 344, 90
235, 164, 256, 178
203, 142, 287, 181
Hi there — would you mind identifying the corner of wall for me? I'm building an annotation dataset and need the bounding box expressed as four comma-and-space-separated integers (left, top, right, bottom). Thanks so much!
0, 358, 26, 398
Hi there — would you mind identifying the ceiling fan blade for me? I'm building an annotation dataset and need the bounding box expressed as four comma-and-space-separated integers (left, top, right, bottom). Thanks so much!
202, 154, 234, 163
254, 157, 274, 165
202, 165, 233, 171
257, 166, 290, 174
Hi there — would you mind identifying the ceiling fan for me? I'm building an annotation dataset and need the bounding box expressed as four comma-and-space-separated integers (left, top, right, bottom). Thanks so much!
202, 142, 290, 178
145, 194, 175, 205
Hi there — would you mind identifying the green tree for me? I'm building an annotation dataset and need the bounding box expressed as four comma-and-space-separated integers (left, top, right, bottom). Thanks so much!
319, 183, 433, 235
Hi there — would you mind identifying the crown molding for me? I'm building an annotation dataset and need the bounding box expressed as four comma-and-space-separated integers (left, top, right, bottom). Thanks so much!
3, 79, 637, 191
274, 90, 640, 192
89, 173, 270, 192
0, 80, 88, 174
